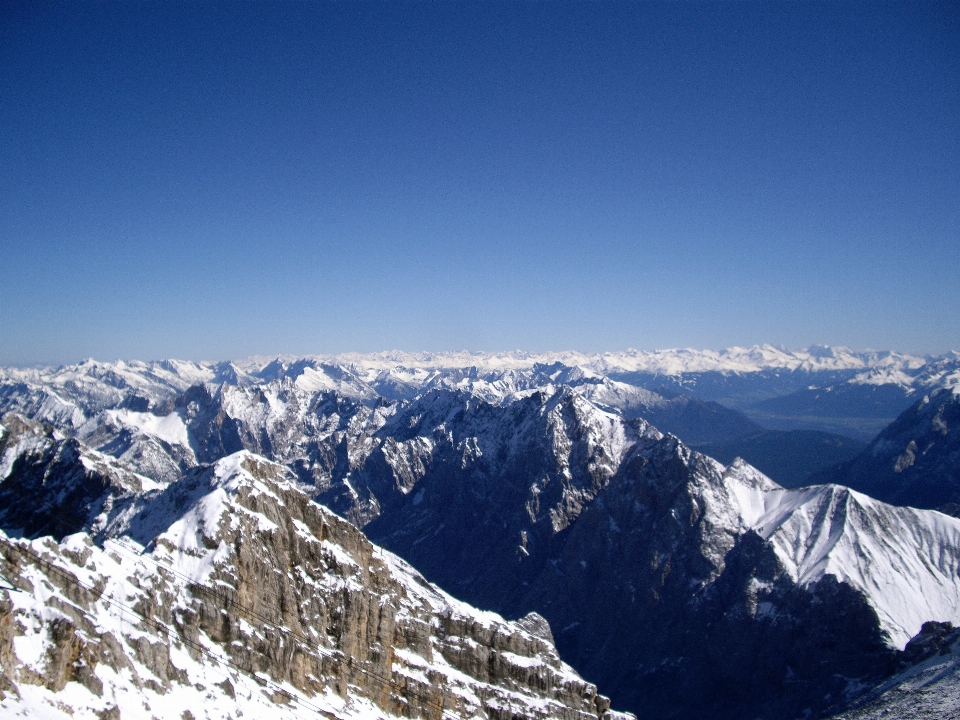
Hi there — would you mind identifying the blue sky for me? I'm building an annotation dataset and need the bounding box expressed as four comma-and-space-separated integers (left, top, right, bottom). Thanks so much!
1, 1, 958, 365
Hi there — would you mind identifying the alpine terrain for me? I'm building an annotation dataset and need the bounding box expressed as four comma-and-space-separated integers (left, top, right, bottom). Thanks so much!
0, 437, 627, 720
813, 386, 960, 513
1, 346, 959, 719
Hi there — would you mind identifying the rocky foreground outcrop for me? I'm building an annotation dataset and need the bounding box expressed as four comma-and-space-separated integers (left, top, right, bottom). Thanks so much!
0, 451, 628, 720
826, 622, 960, 720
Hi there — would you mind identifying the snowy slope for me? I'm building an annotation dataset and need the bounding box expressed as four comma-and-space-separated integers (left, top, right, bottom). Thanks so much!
849, 350, 960, 391
7, 376, 959, 658
4, 349, 960, 718
725, 460, 960, 646
5, 348, 952, 457
2, 345, 944, 410
4, 374, 960, 718
311, 345, 926, 376
828, 622, 960, 720
0, 451, 628, 720
358, 406, 960, 719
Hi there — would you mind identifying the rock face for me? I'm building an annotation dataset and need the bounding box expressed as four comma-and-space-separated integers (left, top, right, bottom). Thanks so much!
360, 389, 662, 611
0, 451, 627, 720
0, 414, 155, 540
364, 417, 960, 719
814, 387, 960, 511
826, 622, 960, 720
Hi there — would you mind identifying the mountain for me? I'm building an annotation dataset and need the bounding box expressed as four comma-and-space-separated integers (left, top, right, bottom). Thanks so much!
0, 354, 841, 488
354, 391, 960, 718
323, 345, 926, 379
0, 414, 162, 539
0, 357, 763, 497
0, 446, 628, 720
3, 352, 960, 718
813, 387, 960, 511
600, 345, 928, 406
366, 361, 766, 446
692, 429, 866, 488
2, 345, 945, 414
738, 352, 960, 440
338, 346, 956, 446
827, 621, 960, 720
593, 347, 957, 441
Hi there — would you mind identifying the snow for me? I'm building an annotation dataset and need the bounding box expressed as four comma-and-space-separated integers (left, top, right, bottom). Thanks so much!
7, 347, 960, 718
12, 632, 48, 671
241, 346, 949, 390
832, 632, 960, 719
850, 367, 919, 388
0, 478, 514, 719
723, 462, 960, 648
294, 365, 341, 392
5, 345, 940, 406
0, 420, 55, 479
722, 458, 782, 527
105, 409, 190, 446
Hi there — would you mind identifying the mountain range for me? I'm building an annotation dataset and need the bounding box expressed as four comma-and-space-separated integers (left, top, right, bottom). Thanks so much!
1, 346, 959, 719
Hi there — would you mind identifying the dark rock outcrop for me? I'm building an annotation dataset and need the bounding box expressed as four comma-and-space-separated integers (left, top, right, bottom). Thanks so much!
814, 388, 960, 510
0, 414, 146, 540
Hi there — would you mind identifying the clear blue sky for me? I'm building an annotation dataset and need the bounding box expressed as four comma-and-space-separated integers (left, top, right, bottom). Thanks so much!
2, 1, 958, 365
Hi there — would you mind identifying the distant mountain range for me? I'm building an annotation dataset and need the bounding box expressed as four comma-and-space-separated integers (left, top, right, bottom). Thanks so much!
1, 346, 959, 719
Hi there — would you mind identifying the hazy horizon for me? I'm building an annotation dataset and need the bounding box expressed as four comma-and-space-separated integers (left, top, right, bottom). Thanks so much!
4, 343, 959, 371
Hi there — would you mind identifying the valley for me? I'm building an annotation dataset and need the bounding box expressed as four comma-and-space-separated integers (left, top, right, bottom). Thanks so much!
1, 346, 959, 719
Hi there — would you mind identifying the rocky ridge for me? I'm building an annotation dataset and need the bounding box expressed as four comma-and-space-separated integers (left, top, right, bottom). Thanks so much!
0, 450, 627, 720
362, 409, 960, 718
827, 621, 960, 720
814, 387, 960, 511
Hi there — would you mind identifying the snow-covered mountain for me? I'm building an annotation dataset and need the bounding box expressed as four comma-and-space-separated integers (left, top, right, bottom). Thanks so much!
355, 394, 960, 718
3, 349, 960, 718
0, 356, 761, 504
313, 345, 928, 377
848, 350, 960, 391
2, 345, 950, 410
737, 351, 960, 440
5, 345, 954, 444
0, 447, 628, 720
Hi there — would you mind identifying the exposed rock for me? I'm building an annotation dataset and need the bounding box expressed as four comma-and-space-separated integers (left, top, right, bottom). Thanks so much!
814, 387, 960, 509
0, 413, 153, 540
0, 451, 628, 720
4, 357, 960, 720
901, 621, 960, 665
827, 622, 960, 720
360, 409, 960, 720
